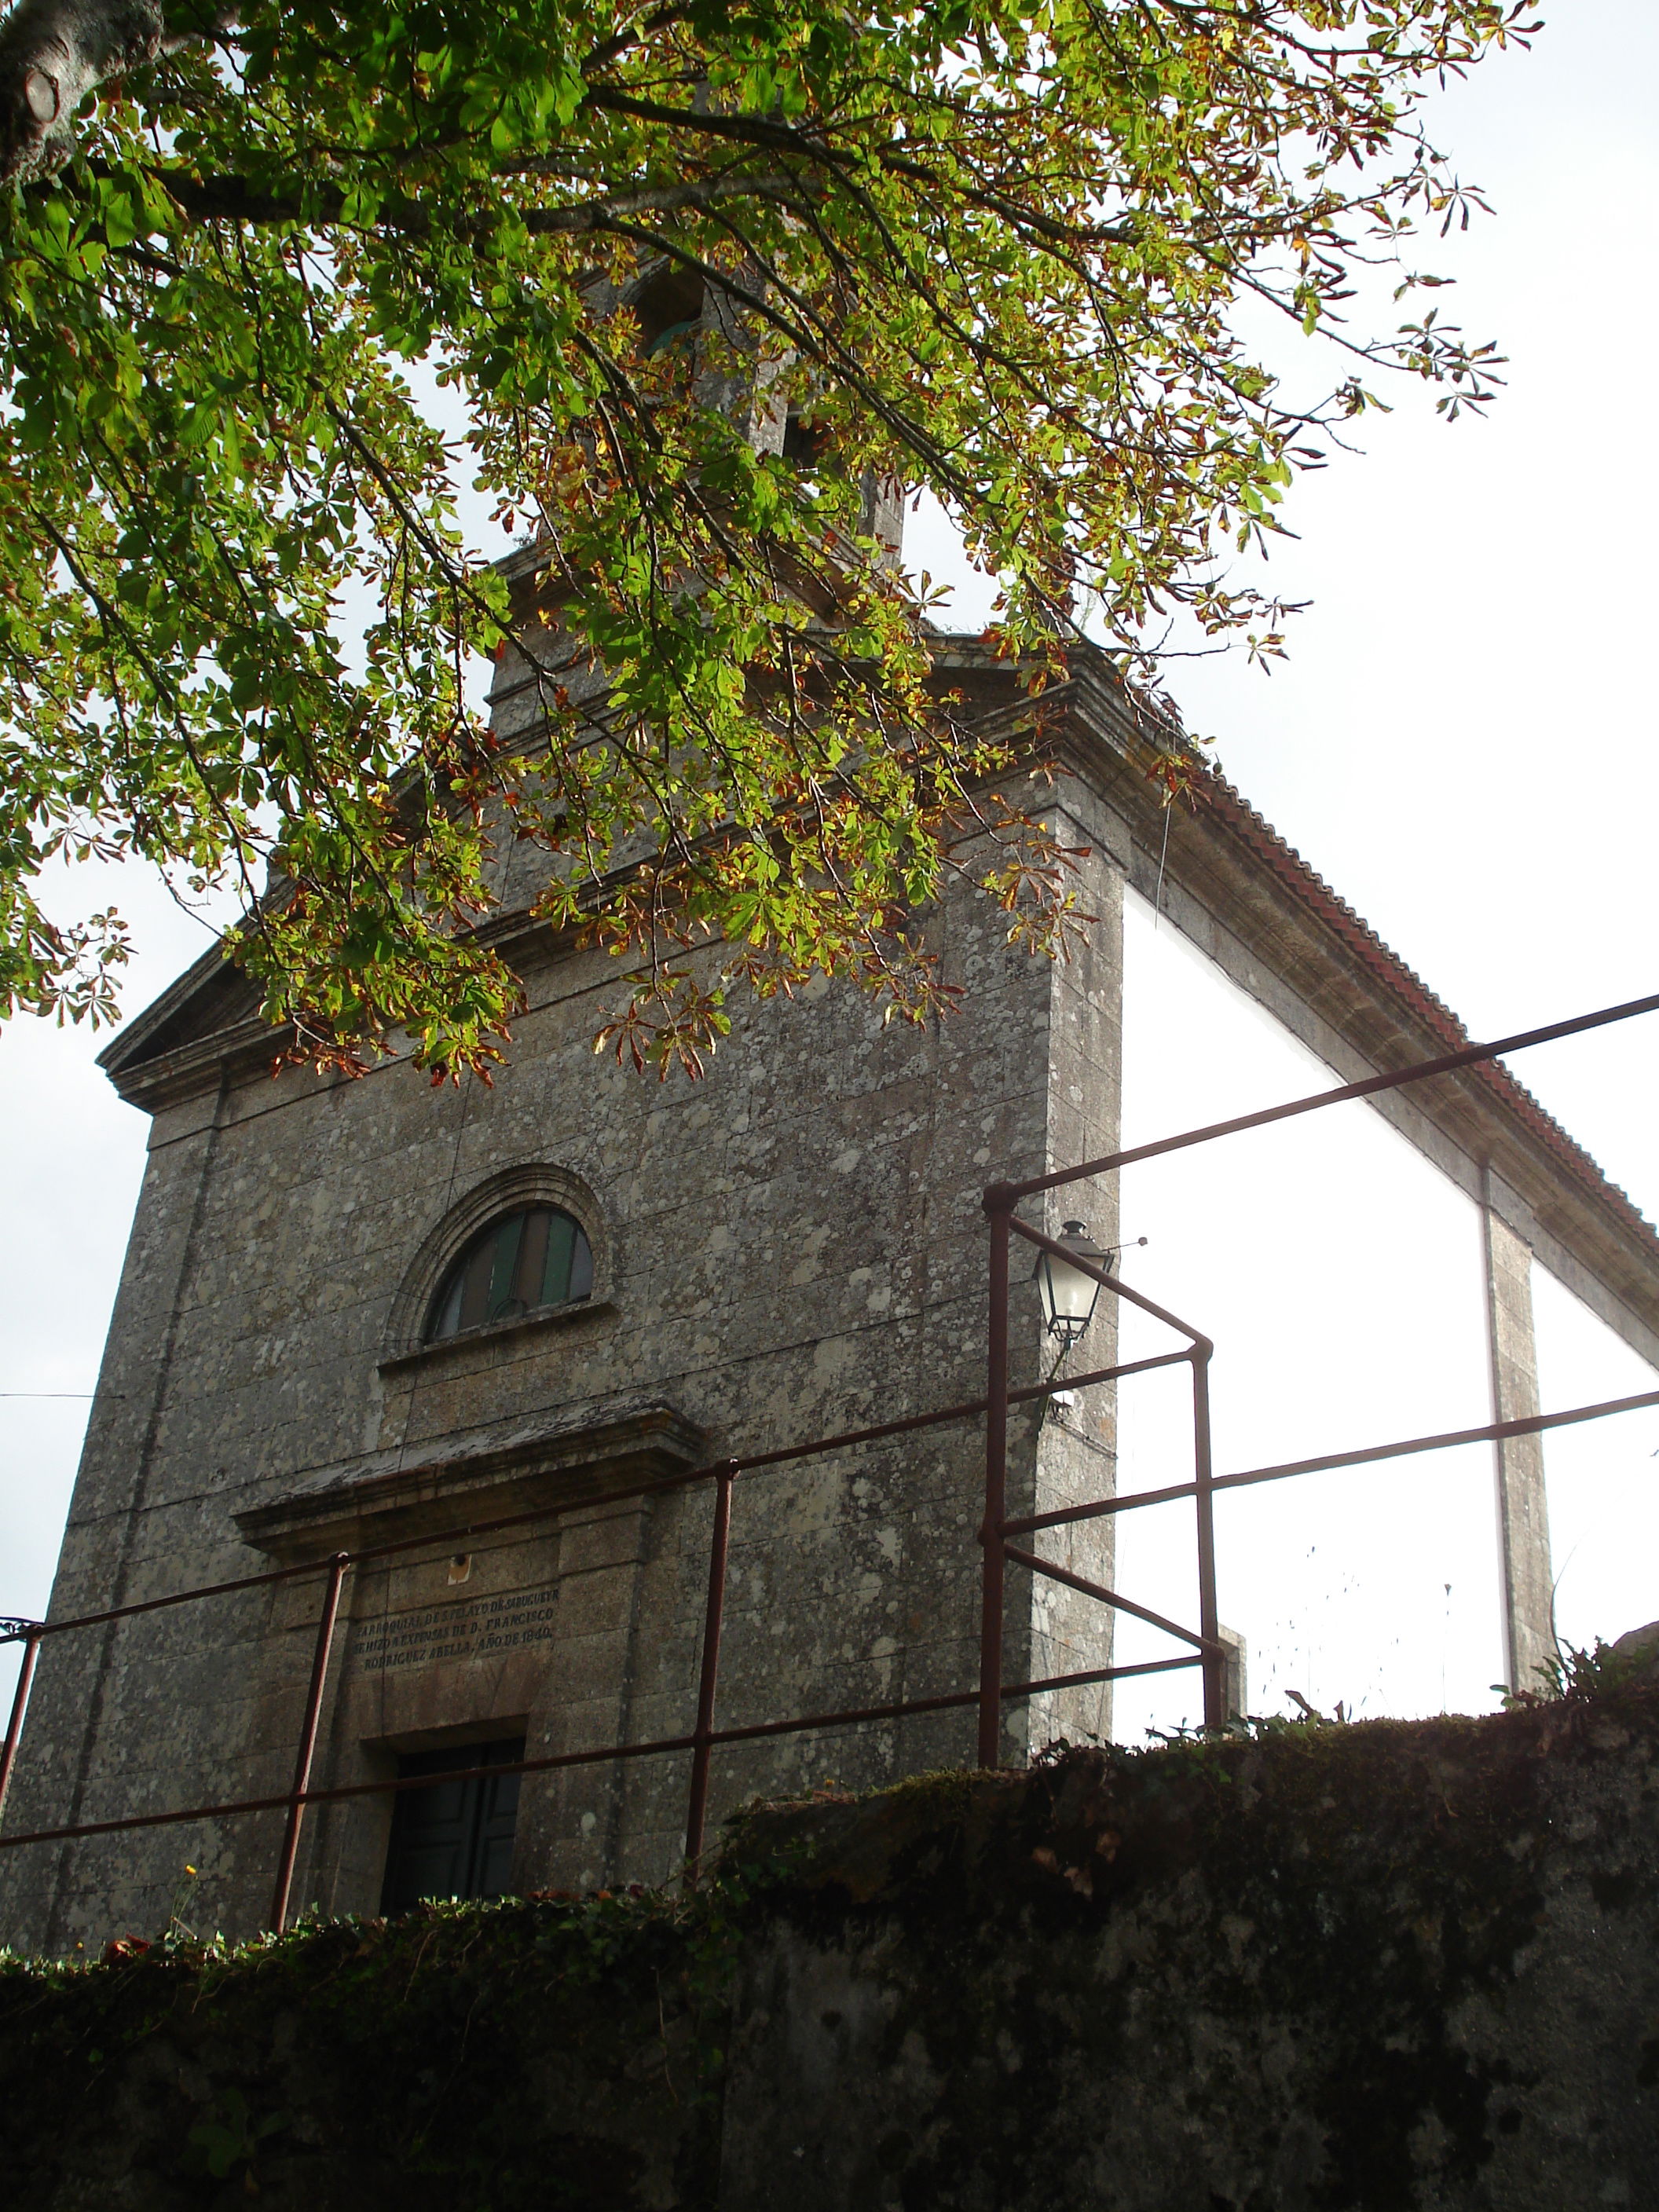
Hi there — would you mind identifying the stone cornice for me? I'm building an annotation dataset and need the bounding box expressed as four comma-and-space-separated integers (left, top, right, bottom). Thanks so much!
99, 1011, 287, 1113
233, 1397, 709, 1562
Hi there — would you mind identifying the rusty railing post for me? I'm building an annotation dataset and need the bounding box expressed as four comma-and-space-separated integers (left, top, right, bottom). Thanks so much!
1191, 1346, 1225, 1730
0, 1626, 42, 1825
683, 1463, 738, 1872
978, 1188, 1015, 1768
269, 1551, 350, 1935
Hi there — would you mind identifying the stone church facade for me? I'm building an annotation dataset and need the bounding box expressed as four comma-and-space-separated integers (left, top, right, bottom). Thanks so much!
4, 630, 1658, 1957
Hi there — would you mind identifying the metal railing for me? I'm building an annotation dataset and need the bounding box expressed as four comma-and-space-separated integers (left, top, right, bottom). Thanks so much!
0, 1360, 1193, 1930
2, 986, 1657, 1934
971, 982, 1659, 1756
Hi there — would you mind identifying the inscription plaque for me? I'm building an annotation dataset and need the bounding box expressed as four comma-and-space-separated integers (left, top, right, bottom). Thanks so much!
353, 1587, 557, 1675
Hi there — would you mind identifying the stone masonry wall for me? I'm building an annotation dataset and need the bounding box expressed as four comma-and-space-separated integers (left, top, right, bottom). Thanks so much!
0, 765, 1130, 1955
3, 1690, 1657, 2210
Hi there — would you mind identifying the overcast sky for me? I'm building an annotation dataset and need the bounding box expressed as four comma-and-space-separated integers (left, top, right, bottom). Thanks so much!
5, 0, 1657, 1737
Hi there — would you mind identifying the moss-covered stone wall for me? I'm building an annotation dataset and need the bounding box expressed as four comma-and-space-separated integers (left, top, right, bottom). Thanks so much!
5, 1690, 1659, 2208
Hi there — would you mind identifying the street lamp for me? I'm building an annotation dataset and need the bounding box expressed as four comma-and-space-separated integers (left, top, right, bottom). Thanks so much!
1033, 1220, 1110, 1344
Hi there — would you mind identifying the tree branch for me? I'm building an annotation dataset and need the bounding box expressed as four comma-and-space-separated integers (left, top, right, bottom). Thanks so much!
96, 157, 803, 240
0, 0, 231, 185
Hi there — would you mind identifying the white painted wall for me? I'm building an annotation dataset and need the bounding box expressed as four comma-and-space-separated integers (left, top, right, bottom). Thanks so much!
1104, 891, 1658, 1745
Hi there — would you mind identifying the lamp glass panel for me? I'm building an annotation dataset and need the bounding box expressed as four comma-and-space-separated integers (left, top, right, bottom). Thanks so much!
1048, 1254, 1098, 1326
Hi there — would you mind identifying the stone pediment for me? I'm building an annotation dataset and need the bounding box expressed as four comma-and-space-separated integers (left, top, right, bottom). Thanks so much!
233, 1397, 709, 1562
97, 941, 273, 1108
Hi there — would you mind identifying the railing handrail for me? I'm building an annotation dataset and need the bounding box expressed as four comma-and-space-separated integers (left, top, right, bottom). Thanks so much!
0, 1352, 1184, 1650
1003, 985, 1659, 1200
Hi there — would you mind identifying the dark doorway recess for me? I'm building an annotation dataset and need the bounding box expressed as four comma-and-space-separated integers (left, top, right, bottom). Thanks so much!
380, 1737, 525, 1914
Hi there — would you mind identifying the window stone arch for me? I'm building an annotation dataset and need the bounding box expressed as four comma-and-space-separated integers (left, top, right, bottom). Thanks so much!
382, 1163, 610, 1362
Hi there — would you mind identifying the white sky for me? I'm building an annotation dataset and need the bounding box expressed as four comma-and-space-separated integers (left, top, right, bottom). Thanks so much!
4, 0, 1657, 1738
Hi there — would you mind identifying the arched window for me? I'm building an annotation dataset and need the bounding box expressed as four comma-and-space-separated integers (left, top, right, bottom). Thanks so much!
426, 1207, 593, 1342
630, 263, 703, 357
